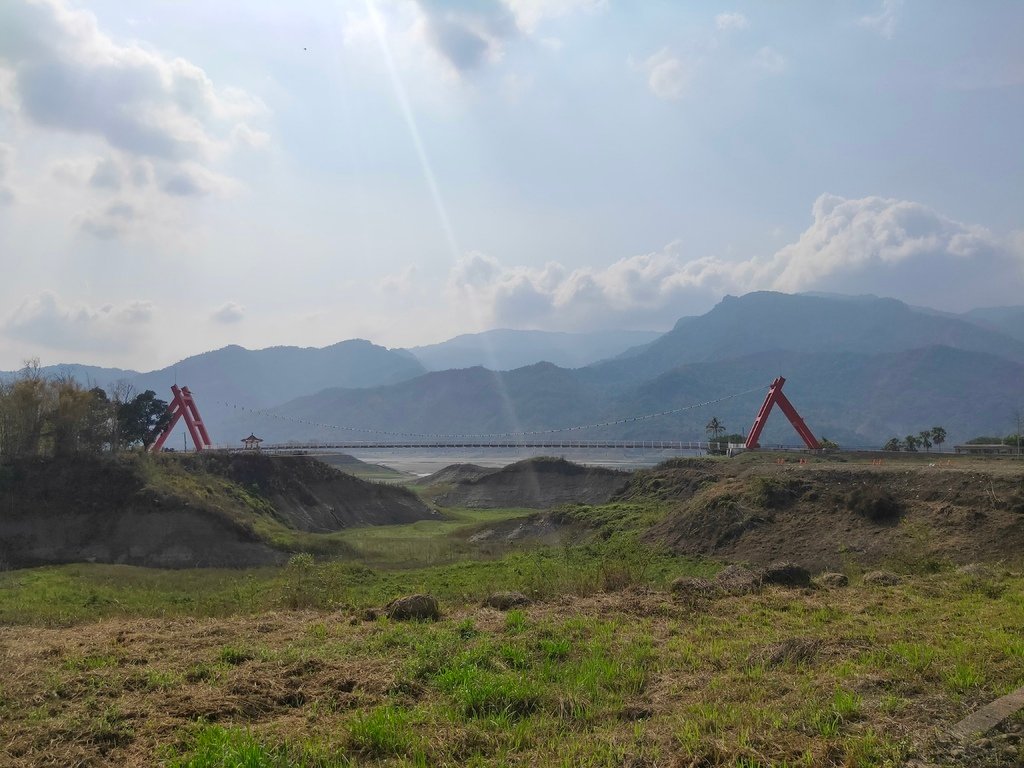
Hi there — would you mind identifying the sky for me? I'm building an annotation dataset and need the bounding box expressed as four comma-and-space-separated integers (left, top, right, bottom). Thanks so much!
0, 0, 1022, 371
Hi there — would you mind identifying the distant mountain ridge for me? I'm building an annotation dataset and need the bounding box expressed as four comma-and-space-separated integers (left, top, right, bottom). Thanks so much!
7, 292, 1024, 448
405, 328, 662, 371
223, 293, 1024, 447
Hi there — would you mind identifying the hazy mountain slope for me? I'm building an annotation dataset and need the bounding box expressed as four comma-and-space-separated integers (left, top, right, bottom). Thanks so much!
234, 345, 1022, 447
407, 329, 662, 371
0, 363, 138, 387
962, 306, 1024, 342
595, 292, 1024, 388
222, 362, 608, 444
126, 340, 425, 444
603, 345, 1024, 447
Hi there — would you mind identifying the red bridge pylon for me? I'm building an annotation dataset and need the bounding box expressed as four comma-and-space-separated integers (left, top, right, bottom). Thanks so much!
745, 377, 820, 450
150, 385, 212, 452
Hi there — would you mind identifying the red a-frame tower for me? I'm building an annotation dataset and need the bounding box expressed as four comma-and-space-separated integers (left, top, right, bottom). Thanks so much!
745, 377, 820, 450
150, 385, 212, 452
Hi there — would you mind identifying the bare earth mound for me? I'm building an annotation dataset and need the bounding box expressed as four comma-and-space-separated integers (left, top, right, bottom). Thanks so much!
435, 457, 631, 509
411, 463, 493, 487
181, 453, 437, 532
0, 454, 438, 569
639, 458, 1024, 571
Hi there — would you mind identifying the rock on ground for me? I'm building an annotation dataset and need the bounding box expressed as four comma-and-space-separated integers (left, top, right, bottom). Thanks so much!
384, 594, 440, 621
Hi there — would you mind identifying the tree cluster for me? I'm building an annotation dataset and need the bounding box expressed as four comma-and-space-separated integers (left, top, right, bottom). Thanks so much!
882, 427, 946, 453
0, 361, 171, 461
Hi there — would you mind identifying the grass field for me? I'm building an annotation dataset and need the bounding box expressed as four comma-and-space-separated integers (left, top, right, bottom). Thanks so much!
2, 456, 1024, 765
2, 565, 1023, 766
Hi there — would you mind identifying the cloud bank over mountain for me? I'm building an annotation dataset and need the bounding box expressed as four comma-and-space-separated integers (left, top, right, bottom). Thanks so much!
448, 194, 1024, 330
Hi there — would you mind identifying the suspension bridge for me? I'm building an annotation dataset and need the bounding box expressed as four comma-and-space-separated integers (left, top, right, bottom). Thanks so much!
150, 377, 822, 455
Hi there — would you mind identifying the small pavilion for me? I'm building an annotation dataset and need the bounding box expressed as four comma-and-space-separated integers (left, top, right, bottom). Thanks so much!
241, 433, 264, 451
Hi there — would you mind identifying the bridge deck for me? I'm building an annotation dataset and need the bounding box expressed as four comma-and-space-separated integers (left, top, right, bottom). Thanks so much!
253, 440, 727, 451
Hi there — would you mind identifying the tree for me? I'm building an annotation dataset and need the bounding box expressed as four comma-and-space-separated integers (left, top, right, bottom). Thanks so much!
46, 376, 94, 457
818, 437, 839, 450
883, 437, 902, 452
904, 435, 919, 452
930, 426, 946, 453
116, 390, 171, 449
705, 417, 725, 440
918, 430, 933, 452
80, 388, 115, 453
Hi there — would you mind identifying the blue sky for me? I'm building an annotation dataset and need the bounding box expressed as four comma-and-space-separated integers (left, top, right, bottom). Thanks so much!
0, 0, 1022, 369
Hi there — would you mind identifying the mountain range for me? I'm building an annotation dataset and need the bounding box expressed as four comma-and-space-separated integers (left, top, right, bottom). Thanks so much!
4, 292, 1023, 447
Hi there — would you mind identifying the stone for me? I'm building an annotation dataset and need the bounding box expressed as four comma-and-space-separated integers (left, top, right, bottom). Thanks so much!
384, 594, 440, 621
759, 561, 812, 588
483, 591, 532, 610
818, 572, 849, 588
863, 570, 902, 586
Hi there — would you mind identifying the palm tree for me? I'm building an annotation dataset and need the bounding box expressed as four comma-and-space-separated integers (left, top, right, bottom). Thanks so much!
918, 430, 933, 452
883, 437, 901, 452
930, 426, 947, 452
705, 417, 725, 440
904, 435, 919, 452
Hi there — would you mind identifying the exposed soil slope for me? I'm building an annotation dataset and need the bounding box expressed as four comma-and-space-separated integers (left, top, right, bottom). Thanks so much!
637, 456, 1024, 571
435, 457, 631, 509
179, 453, 435, 532
0, 454, 437, 569
412, 463, 493, 487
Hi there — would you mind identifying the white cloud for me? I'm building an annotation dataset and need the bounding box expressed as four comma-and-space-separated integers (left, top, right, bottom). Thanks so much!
635, 48, 692, 101
0, 142, 14, 205
859, 0, 902, 39
414, 0, 519, 73
379, 265, 420, 297
211, 302, 245, 324
715, 12, 749, 31
160, 163, 240, 198
448, 195, 1024, 329
232, 123, 271, 149
0, 0, 267, 162
752, 46, 787, 75
78, 200, 138, 240
758, 194, 1019, 309
4, 292, 155, 353
505, 0, 607, 33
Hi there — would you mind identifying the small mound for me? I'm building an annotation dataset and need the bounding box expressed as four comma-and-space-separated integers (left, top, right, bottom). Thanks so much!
384, 594, 440, 621
483, 591, 532, 610
412, 463, 493, 487
818, 572, 849, 588
435, 457, 630, 509
759, 561, 812, 588
863, 570, 902, 586
748, 638, 820, 668
669, 576, 719, 603
713, 565, 761, 595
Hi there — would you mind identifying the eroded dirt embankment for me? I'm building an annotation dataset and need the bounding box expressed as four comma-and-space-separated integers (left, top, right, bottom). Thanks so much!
433, 457, 631, 509
0, 453, 437, 569
635, 457, 1024, 571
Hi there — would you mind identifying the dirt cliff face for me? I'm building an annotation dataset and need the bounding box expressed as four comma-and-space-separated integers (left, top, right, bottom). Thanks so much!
637, 458, 1024, 571
434, 457, 631, 509
0, 453, 437, 569
178, 453, 438, 532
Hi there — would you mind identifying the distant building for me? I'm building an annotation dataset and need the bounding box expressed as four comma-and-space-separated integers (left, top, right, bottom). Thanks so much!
954, 443, 1016, 456
242, 434, 264, 451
